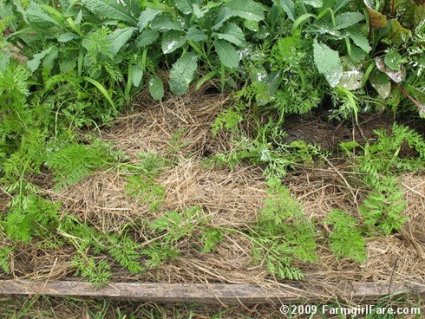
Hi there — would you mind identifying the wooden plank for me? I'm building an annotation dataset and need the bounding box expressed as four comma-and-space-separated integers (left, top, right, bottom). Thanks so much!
0, 280, 424, 305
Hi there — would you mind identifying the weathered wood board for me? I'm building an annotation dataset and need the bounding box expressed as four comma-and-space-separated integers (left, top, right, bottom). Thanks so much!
0, 280, 423, 305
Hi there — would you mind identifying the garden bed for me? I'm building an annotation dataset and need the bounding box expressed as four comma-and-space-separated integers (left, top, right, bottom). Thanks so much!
1, 94, 424, 306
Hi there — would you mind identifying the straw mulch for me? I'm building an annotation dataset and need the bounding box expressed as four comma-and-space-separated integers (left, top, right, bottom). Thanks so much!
2, 93, 424, 303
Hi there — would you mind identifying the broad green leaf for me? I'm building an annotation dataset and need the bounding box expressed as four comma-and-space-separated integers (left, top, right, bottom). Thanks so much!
216, 23, 246, 47
151, 16, 183, 31
193, 4, 208, 18
337, 57, 363, 90
0, 51, 11, 71
130, 64, 144, 87
369, 71, 391, 99
214, 40, 240, 69
137, 8, 161, 30
186, 26, 208, 41
27, 47, 53, 72
25, 2, 59, 26
170, 52, 198, 95
335, 12, 364, 30
213, 7, 233, 30
225, 0, 265, 22
42, 46, 58, 77
303, 0, 323, 8
384, 50, 403, 71
334, 0, 352, 13
149, 75, 164, 100
173, 0, 193, 15
108, 27, 136, 56
57, 32, 79, 42
388, 19, 412, 45
161, 31, 186, 54
80, 0, 137, 25
313, 39, 342, 87
349, 46, 367, 63
75, 10, 83, 24
364, 1, 388, 29
59, 60, 76, 73
41, 4, 65, 24
137, 30, 160, 47
279, 0, 296, 21
347, 30, 371, 53
375, 56, 406, 83
244, 20, 259, 31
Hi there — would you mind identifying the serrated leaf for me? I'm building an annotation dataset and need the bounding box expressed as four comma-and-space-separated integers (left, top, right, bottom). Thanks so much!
108, 27, 136, 56
335, 12, 364, 30
279, 0, 296, 21
170, 52, 198, 95
313, 39, 342, 87
225, 0, 265, 22
137, 8, 161, 30
149, 75, 164, 100
186, 26, 208, 41
57, 32, 79, 42
161, 31, 186, 54
130, 64, 144, 87
214, 40, 240, 68
80, 0, 137, 25
151, 16, 183, 31
137, 30, 159, 47
173, 0, 193, 15
216, 22, 246, 47
347, 30, 371, 53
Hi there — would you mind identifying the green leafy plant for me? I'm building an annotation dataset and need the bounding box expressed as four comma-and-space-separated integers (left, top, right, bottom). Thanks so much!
326, 209, 366, 263
359, 177, 408, 235
71, 255, 112, 286
143, 206, 223, 268
0, 246, 12, 274
125, 175, 166, 211
4, 194, 60, 243
60, 215, 143, 281
251, 178, 317, 280
46, 141, 117, 189
200, 228, 223, 253
341, 124, 425, 235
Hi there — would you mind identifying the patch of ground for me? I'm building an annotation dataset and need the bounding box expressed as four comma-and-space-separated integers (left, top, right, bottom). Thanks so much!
2, 94, 424, 304
286, 170, 425, 287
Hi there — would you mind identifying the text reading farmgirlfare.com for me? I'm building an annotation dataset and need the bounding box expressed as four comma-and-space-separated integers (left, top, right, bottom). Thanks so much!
279, 304, 422, 316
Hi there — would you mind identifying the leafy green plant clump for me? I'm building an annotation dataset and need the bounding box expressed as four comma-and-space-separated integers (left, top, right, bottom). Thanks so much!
326, 209, 366, 263
341, 124, 425, 235
252, 178, 317, 280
